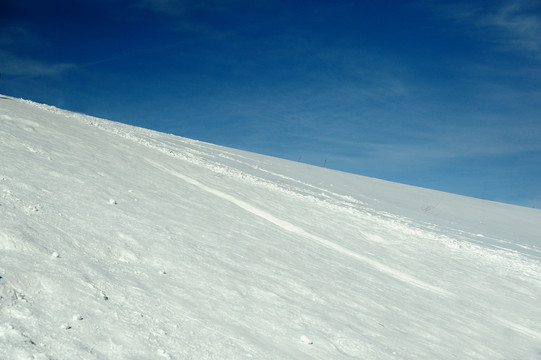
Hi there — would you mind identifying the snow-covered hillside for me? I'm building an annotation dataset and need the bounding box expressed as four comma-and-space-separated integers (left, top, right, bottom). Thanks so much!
1, 95, 540, 359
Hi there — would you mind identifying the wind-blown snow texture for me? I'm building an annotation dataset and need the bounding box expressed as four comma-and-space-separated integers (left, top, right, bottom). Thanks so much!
1, 95, 540, 359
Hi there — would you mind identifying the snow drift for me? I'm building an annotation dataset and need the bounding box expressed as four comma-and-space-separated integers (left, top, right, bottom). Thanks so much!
1, 95, 540, 359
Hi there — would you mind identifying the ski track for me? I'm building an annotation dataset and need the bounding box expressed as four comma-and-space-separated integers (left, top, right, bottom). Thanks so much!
148, 160, 455, 298
493, 316, 541, 341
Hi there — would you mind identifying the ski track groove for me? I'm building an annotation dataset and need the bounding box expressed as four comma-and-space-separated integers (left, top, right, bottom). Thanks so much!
148, 160, 455, 298
493, 316, 541, 341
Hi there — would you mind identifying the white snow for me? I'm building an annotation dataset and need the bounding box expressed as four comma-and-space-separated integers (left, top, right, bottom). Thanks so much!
1, 94, 540, 359
299, 335, 313, 345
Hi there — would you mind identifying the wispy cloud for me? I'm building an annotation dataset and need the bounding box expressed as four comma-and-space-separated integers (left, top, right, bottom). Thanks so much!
316, 127, 537, 165
0, 25, 45, 48
0, 51, 77, 77
134, 0, 243, 36
136, 0, 187, 16
136, 0, 251, 16
0, 24, 76, 77
478, 1, 541, 54
136, 0, 220, 35
428, 0, 541, 58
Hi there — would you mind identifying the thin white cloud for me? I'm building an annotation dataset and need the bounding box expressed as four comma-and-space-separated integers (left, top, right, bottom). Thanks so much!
479, 1, 541, 54
136, 0, 255, 16
0, 26, 40, 47
136, 0, 186, 16
0, 24, 76, 77
301, 116, 541, 167
428, 0, 541, 58
0, 51, 77, 77
134, 0, 245, 37
0, 24, 54, 51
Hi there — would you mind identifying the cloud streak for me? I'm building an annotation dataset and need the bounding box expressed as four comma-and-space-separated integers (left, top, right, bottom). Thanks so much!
479, 1, 541, 55
0, 24, 76, 78
0, 51, 77, 77
134, 0, 243, 37
428, 0, 541, 58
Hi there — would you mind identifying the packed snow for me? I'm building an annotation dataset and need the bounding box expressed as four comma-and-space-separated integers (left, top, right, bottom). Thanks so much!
1, 95, 540, 359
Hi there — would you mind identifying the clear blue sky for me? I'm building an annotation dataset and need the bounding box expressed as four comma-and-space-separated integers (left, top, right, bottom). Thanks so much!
1, 0, 540, 207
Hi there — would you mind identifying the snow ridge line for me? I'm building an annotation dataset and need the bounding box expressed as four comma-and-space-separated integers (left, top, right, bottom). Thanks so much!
17, 100, 418, 239
74, 112, 393, 216
148, 160, 455, 298
27, 102, 436, 233
18, 100, 413, 224
178, 139, 367, 205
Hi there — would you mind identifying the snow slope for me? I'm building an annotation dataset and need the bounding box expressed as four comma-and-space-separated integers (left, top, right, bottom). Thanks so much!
1, 95, 540, 359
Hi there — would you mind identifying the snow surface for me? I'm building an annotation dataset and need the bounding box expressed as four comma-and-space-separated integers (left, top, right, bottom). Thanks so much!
1, 95, 541, 359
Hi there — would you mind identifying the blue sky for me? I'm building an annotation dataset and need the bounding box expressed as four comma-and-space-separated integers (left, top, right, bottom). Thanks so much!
1, 0, 540, 207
